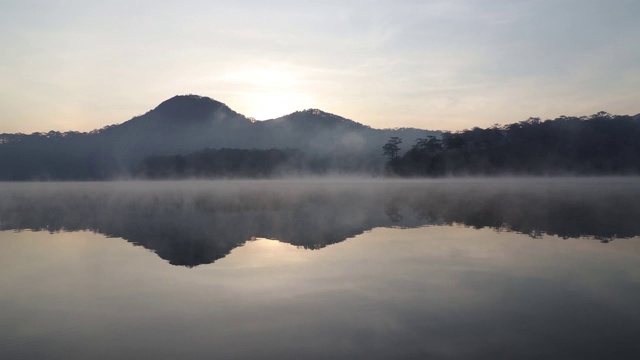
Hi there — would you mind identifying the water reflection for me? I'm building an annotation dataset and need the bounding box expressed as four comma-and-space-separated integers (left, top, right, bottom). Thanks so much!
0, 178, 639, 266
1, 227, 639, 360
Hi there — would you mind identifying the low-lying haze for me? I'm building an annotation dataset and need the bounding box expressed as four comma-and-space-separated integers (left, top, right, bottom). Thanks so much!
1, 178, 638, 266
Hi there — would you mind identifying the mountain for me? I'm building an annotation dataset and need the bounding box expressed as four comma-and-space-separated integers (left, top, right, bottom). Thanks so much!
0, 95, 439, 179
98, 95, 256, 163
105, 95, 437, 160
256, 109, 434, 158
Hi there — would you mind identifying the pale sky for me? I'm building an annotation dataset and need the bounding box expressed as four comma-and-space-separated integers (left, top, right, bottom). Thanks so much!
1, 0, 639, 133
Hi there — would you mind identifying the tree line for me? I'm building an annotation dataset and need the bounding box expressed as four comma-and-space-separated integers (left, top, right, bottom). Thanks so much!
1, 111, 638, 180
137, 148, 330, 178
383, 112, 640, 176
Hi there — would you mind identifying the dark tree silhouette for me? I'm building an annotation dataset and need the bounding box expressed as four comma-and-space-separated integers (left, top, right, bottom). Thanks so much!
382, 137, 402, 161
385, 112, 640, 176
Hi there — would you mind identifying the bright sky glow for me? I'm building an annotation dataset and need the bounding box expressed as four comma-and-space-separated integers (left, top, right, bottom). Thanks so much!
1, 0, 639, 133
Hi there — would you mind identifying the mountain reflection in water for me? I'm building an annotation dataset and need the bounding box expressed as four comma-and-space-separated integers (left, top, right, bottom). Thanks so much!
0, 178, 638, 267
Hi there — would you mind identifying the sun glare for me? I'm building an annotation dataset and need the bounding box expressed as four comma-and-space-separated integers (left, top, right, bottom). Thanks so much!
219, 65, 313, 120
249, 92, 311, 120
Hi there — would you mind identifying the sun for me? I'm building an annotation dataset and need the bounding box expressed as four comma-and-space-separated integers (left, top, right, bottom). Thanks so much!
249, 92, 311, 120
217, 64, 313, 120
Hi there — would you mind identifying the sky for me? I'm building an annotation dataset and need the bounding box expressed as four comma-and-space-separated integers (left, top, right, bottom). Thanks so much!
1, 0, 639, 133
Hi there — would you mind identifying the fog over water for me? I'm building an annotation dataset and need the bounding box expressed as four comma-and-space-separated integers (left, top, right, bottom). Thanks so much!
1, 178, 639, 359
0, 178, 638, 266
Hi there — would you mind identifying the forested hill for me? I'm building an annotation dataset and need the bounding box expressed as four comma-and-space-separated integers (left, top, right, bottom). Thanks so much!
0, 95, 437, 180
2, 96, 637, 179
385, 112, 640, 176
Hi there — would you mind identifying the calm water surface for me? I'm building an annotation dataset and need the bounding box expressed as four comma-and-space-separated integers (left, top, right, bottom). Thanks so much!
1, 179, 639, 359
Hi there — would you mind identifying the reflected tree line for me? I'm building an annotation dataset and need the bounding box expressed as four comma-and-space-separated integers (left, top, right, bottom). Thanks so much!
1, 180, 638, 267
384, 112, 640, 176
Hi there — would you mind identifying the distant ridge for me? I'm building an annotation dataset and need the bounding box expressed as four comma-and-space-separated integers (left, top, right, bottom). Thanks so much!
0, 94, 439, 179
0, 95, 638, 180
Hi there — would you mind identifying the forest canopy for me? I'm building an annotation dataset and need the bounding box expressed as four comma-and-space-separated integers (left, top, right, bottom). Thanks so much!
384, 112, 640, 176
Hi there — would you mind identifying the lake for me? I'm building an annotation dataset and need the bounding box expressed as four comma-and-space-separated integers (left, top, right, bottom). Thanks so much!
1, 178, 639, 359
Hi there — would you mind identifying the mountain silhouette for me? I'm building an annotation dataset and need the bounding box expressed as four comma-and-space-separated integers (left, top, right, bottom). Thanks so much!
0, 95, 437, 180
151, 95, 241, 121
